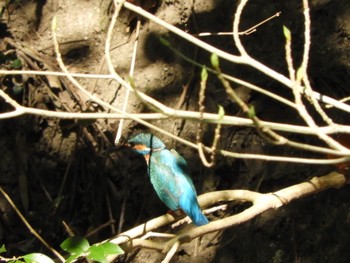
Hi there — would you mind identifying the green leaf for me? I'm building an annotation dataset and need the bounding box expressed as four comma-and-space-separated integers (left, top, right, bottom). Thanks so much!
247, 105, 256, 119
86, 243, 123, 263
0, 244, 6, 254
87, 244, 107, 263
11, 59, 22, 69
60, 236, 90, 254
22, 253, 54, 263
98, 242, 124, 255
127, 75, 135, 89
210, 53, 219, 69
201, 66, 208, 81
218, 105, 225, 120
65, 253, 84, 263
296, 67, 304, 82
283, 26, 291, 41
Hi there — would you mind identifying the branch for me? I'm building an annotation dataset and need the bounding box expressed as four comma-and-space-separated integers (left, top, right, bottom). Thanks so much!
2, 87, 350, 164
108, 171, 346, 260
283, 23, 347, 152
123, 1, 350, 114
0, 187, 65, 262
2, 0, 350, 165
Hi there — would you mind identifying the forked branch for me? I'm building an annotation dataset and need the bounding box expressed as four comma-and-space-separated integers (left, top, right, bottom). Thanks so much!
107, 171, 346, 261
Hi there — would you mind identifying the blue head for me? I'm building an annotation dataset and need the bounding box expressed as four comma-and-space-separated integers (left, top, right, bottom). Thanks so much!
128, 133, 166, 156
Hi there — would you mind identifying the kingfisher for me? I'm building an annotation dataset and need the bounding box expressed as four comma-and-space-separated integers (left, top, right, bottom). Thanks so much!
128, 133, 209, 226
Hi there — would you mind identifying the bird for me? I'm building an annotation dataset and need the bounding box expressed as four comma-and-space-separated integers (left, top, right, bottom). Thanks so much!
127, 133, 209, 226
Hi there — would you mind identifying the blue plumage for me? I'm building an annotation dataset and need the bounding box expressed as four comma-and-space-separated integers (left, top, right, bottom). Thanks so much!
128, 133, 209, 226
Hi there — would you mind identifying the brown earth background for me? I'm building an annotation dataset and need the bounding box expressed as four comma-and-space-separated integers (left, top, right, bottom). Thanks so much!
1, 0, 350, 262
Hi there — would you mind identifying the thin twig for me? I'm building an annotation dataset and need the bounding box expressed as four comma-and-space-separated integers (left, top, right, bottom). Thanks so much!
115, 18, 141, 144
2, 88, 350, 164
0, 187, 65, 262
196, 67, 216, 167
160, 42, 297, 109
284, 22, 347, 152
2, 0, 350, 167
298, 0, 334, 126
240, 11, 282, 35
0, 69, 114, 78
162, 241, 180, 263
3, 85, 348, 137
196, 67, 224, 167
123, 1, 350, 114
195, 12, 281, 36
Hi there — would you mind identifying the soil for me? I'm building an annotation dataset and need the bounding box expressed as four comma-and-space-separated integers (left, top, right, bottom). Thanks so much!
0, 0, 350, 262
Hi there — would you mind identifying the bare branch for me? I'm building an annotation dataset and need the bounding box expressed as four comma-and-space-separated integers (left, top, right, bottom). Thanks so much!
107, 171, 346, 261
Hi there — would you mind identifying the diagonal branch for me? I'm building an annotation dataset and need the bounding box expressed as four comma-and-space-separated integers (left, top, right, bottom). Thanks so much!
123, 1, 350, 114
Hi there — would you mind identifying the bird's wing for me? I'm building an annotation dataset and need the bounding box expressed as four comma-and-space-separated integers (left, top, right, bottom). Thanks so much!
170, 149, 187, 168
149, 151, 181, 210
170, 149, 197, 194
150, 150, 208, 225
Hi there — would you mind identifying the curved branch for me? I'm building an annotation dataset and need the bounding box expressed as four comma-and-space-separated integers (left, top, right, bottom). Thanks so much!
122, 1, 350, 114
109, 171, 346, 258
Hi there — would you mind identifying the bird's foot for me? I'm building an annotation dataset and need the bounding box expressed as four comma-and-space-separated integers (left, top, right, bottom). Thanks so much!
167, 210, 192, 228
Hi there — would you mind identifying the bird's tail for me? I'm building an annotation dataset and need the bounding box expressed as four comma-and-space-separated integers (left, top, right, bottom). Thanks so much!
190, 208, 209, 226
180, 195, 209, 226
